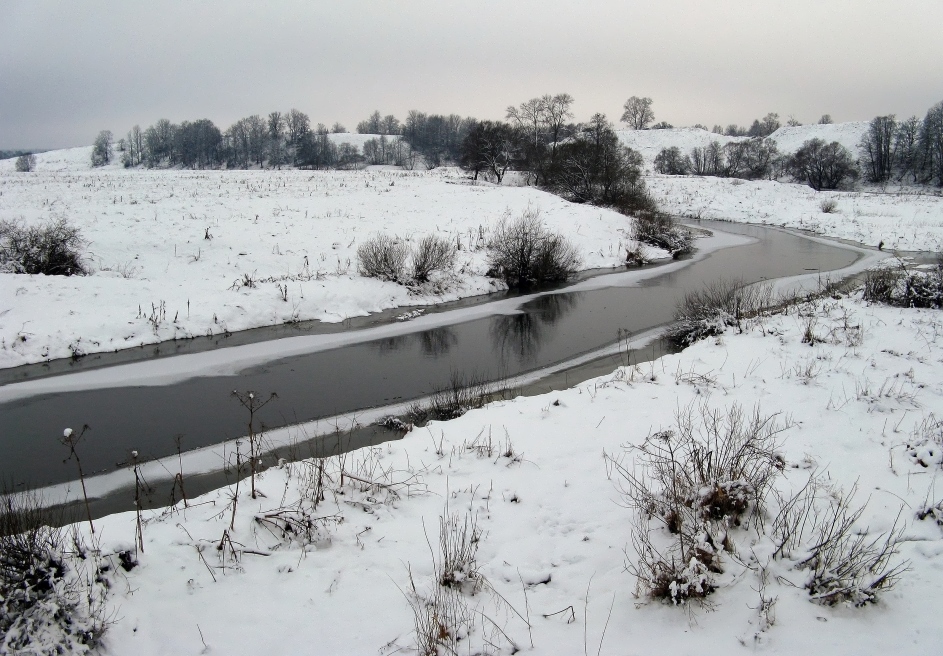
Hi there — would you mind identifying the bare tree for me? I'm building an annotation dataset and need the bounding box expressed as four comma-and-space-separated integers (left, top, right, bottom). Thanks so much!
788, 139, 858, 190
14, 153, 36, 172
859, 115, 897, 183
245, 115, 267, 167
267, 111, 286, 168
331, 122, 347, 134
381, 114, 400, 135
91, 130, 113, 167
819, 114, 833, 124
620, 96, 654, 130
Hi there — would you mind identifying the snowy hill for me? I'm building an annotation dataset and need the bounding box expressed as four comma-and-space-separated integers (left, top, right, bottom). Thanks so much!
0, 145, 114, 173
618, 121, 870, 171
767, 121, 868, 156
0, 135, 399, 174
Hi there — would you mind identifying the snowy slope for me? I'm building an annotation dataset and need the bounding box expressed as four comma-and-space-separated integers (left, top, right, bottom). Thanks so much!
618, 121, 870, 171
617, 127, 746, 170
767, 121, 869, 156
0, 166, 645, 369
56, 292, 943, 656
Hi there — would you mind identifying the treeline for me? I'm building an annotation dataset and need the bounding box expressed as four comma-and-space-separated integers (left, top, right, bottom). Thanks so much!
97, 110, 413, 171
653, 99, 943, 189
857, 103, 943, 186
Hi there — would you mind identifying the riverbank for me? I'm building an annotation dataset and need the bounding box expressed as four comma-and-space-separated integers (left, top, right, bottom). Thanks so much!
56, 286, 943, 655
0, 165, 659, 370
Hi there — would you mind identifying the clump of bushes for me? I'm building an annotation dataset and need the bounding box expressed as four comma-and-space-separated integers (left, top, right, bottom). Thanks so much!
664, 279, 773, 347
631, 212, 693, 258
0, 218, 87, 276
609, 402, 907, 608
863, 260, 943, 309
357, 233, 456, 285
487, 206, 580, 289
357, 234, 410, 282
819, 198, 839, 213
786, 138, 859, 190
15, 154, 37, 172
412, 235, 456, 283
608, 402, 787, 604
1, 492, 108, 653
405, 373, 497, 426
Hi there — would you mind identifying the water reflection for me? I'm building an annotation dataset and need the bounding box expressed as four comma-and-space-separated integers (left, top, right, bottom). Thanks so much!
419, 327, 457, 357
490, 292, 582, 365
373, 334, 411, 355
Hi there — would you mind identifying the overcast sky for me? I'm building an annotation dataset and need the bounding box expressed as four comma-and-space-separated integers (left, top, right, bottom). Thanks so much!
1, 0, 942, 149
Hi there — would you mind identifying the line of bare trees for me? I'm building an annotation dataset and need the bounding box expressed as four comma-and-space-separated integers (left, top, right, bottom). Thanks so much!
858, 102, 943, 186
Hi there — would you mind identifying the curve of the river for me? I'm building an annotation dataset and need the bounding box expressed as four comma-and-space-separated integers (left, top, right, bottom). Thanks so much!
0, 221, 874, 493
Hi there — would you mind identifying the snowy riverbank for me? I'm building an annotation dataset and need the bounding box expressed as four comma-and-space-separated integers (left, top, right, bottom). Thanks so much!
48, 290, 943, 655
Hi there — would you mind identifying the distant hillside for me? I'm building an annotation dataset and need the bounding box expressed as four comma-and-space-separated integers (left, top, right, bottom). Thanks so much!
0, 149, 47, 161
0, 134, 397, 173
617, 121, 869, 172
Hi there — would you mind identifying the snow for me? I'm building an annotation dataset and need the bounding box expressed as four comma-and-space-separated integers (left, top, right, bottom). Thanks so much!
4, 133, 943, 654
612, 122, 942, 252
0, 165, 649, 369
646, 176, 943, 252
617, 121, 870, 172
60, 291, 943, 655
617, 126, 747, 171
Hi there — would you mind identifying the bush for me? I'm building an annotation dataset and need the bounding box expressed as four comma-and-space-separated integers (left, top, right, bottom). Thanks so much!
863, 260, 943, 309
1, 492, 107, 653
787, 138, 859, 190
0, 218, 87, 276
357, 234, 409, 282
631, 212, 693, 257
15, 154, 36, 172
411, 235, 456, 283
665, 279, 774, 347
819, 198, 839, 213
487, 207, 580, 289
608, 402, 787, 604
405, 373, 497, 426
653, 147, 689, 175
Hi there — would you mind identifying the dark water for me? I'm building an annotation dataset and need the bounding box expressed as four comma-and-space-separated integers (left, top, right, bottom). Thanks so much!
0, 222, 859, 490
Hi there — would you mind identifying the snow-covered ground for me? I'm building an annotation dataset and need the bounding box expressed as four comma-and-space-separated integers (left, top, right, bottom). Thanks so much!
53, 291, 942, 655
3, 123, 941, 370
617, 121, 869, 172
616, 121, 943, 252
647, 176, 943, 252
0, 165, 643, 369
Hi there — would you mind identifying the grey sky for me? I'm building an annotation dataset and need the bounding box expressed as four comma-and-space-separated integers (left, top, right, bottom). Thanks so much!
1, 0, 941, 149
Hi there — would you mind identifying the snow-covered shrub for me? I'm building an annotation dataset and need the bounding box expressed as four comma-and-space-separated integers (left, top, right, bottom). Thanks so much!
0, 218, 87, 276
905, 413, 943, 468
796, 486, 907, 606
863, 261, 943, 309
819, 198, 839, 213
487, 207, 580, 289
0, 493, 107, 653
357, 233, 409, 282
664, 279, 773, 347
411, 234, 456, 283
608, 402, 787, 604
631, 211, 692, 257
14, 153, 36, 172
405, 373, 495, 425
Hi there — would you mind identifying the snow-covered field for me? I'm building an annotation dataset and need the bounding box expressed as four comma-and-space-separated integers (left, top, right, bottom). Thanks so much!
617, 121, 943, 252
647, 176, 943, 252
0, 157, 641, 369
3, 122, 942, 370
4, 126, 943, 655
49, 292, 941, 655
